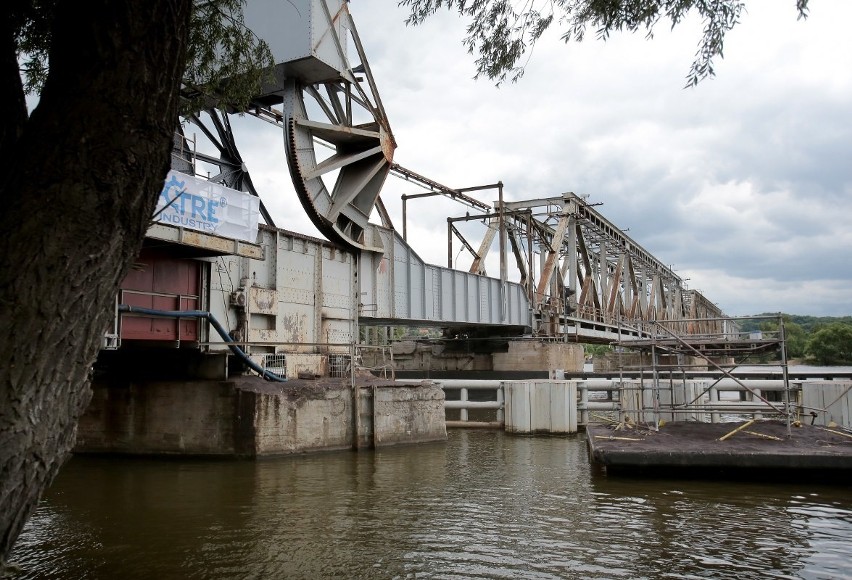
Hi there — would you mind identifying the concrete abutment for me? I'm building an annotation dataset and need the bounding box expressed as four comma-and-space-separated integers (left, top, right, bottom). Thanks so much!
367, 339, 585, 375
76, 376, 446, 457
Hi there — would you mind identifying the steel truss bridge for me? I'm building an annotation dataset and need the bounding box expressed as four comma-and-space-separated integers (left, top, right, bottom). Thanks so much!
174, 0, 732, 346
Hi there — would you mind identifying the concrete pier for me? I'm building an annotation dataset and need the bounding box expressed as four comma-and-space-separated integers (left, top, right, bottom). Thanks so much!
369, 339, 585, 376
76, 376, 446, 457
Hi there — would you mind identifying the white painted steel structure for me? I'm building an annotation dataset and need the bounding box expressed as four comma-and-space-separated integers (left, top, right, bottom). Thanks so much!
210, 225, 358, 350
357, 227, 530, 329
166, 0, 739, 348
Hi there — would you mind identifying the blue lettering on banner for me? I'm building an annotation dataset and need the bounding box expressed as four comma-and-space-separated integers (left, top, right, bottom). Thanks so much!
159, 214, 216, 231
158, 174, 220, 231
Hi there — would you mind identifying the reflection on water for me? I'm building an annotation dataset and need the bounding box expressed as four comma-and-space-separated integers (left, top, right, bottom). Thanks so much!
13, 431, 852, 579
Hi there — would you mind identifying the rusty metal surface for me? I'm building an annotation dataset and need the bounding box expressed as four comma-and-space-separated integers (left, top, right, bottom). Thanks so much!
147, 223, 263, 259
250, 287, 278, 315
119, 250, 200, 342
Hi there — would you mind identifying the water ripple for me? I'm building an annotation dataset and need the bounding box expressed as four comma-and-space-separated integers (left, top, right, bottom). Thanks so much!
11, 431, 852, 579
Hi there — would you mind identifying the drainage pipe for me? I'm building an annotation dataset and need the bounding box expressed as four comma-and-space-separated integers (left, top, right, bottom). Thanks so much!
117, 304, 287, 382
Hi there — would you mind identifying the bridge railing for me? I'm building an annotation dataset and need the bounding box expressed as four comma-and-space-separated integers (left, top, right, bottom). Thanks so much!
442, 381, 505, 428
400, 379, 817, 429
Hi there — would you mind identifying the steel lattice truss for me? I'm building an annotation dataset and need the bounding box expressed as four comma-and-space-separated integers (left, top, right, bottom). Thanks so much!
445, 193, 728, 338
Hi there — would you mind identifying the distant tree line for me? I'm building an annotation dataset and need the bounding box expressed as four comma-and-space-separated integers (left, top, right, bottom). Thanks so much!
583, 314, 852, 366
728, 314, 851, 365
739, 314, 852, 334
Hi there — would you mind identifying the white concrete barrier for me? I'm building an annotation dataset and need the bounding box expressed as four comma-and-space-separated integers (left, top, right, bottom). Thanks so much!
504, 380, 578, 434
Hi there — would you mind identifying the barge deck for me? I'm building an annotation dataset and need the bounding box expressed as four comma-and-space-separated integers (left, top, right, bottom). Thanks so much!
587, 420, 852, 481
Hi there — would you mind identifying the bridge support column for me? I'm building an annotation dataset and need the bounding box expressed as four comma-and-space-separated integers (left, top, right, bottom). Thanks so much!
493, 342, 584, 374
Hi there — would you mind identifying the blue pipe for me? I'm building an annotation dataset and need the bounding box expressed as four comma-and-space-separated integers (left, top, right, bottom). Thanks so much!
117, 304, 287, 382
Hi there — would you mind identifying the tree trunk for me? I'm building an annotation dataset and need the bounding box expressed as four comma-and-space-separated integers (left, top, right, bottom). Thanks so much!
0, 0, 192, 567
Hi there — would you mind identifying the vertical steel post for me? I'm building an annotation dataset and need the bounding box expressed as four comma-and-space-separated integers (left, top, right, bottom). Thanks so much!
651, 324, 660, 431
779, 314, 792, 437
447, 218, 452, 268
600, 240, 608, 324
498, 182, 507, 322
524, 212, 534, 309
402, 194, 408, 242
498, 182, 506, 283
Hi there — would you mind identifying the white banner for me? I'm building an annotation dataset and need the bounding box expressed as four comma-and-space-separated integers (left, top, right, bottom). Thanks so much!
155, 171, 260, 243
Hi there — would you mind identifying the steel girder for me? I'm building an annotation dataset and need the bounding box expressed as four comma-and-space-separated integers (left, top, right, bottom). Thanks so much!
453, 193, 729, 338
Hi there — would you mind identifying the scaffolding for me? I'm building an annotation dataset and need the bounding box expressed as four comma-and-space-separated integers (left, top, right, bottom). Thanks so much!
611, 313, 793, 436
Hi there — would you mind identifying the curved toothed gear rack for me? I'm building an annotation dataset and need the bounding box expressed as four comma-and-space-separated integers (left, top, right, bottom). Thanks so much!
283, 74, 395, 252
279, 3, 396, 252
189, 1, 397, 251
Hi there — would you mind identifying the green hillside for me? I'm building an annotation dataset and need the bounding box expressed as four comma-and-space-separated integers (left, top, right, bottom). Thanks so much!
736, 314, 852, 365
738, 314, 852, 334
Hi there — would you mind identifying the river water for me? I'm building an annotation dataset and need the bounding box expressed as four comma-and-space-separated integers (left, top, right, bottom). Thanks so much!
12, 430, 852, 579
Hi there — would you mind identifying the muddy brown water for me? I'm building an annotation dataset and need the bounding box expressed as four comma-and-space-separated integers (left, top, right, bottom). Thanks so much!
12, 430, 852, 579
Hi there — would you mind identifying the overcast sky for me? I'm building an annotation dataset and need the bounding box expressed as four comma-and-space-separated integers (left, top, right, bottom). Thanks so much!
221, 0, 851, 318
